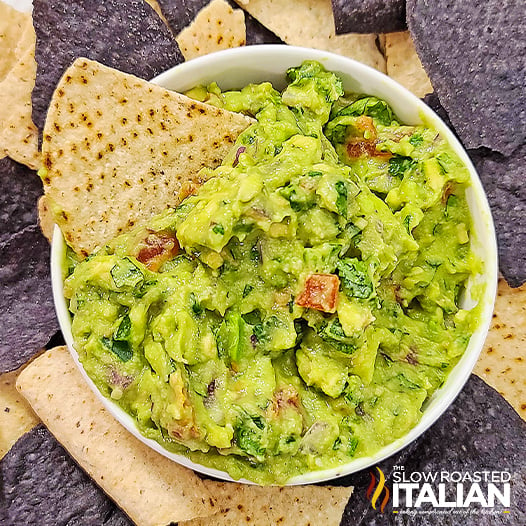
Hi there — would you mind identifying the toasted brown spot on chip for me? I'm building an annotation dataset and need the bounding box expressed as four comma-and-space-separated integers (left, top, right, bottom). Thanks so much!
41, 59, 252, 255
475, 277, 526, 418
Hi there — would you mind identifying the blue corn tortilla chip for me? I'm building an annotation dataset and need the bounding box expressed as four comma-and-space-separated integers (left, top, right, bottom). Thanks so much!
2, 378, 524, 523
424, 93, 526, 287
407, 0, 526, 157
469, 146, 526, 288
0, 425, 132, 526
0, 225, 58, 372
156, 0, 209, 35
157, 0, 282, 44
0, 158, 43, 245
332, 0, 405, 34
422, 92, 452, 130
339, 375, 526, 525
31, 0, 183, 134
243, 5, 283, 45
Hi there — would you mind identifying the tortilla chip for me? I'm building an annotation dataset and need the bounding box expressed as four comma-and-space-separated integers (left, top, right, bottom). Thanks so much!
0, 1, 29, 80
423, 92, 525, 287
385, 31, 433, 98
0, 225, 58, 373
407, 0, 525, 156
469, 146, 526, 287
177, 0, 246, 60
16, 346, 217, 526
0, 366, 39, 460
331, 0, 405, 34
423, 92, 452, 130
372, 375, 526, 524
1, 425, 133, 525
180, 480, 353, 525
474, 277, 526, 419
338, 374, 526, 524
158, 0, 282, 45
42, 58, 253, 256
157, 0, 210, 35
31, 0, 184, 135
37, 195, 54, 243
233, 0, 386, 72
0, 158, 43, 245
377, 33, 386, 55
144, 0, 167, 21
0, 3, 40, 169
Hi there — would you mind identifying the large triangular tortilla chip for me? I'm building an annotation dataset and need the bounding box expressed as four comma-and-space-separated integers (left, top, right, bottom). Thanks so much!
42, 58, 253, 256
16, 346, 217, 526
233, 0, 386, 72
181, 480, 353, 525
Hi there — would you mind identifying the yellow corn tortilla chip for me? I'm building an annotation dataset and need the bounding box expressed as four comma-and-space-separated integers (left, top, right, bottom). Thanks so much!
144, 0, 166, 21
16, 346, 217, 526
42, 57, 253, 257
385, 31, 433, 98
37, 195, 54, 242
377, 34, 387, 55
177, 0, 246, 60
474, 277, 526, 420
0, 365, 40, 460
0, 1, 29, 80
0, 2, 40, 169
233, 0, 385, 72
180, 480, 353, 525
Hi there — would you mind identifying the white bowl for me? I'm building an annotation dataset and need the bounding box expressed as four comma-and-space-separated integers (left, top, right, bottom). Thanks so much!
52, 45, 498, 485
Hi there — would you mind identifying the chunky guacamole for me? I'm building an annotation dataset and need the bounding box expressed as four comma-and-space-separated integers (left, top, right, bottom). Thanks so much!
64, 61, 481, 485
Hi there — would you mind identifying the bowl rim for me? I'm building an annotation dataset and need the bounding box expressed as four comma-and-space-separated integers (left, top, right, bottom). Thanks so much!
51, 44, 498, 486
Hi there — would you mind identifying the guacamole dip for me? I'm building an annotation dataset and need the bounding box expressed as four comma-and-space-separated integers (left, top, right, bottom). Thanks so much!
64, 61, 481, 485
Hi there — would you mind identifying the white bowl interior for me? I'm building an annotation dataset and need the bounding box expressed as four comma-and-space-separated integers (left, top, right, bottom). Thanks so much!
52, 45, 498, 485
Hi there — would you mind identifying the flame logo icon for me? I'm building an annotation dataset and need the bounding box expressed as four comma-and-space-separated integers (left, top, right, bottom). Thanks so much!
366, 467, 390, 513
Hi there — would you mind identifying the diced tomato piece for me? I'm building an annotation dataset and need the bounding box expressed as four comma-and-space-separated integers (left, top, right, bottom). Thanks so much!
296, 273, 340, 313
345, 116, 391, 159
356, 115, 377, 137
136, 230, 179, 271
346, 139, 392, 159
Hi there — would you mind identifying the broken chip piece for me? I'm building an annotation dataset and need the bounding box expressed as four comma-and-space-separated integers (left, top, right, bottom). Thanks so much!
474, 277, 526, 419
157, 0, 283, 45
176, 0, 246, 60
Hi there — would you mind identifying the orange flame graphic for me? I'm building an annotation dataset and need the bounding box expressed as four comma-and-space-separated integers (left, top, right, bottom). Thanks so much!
367, 467, 390, 513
